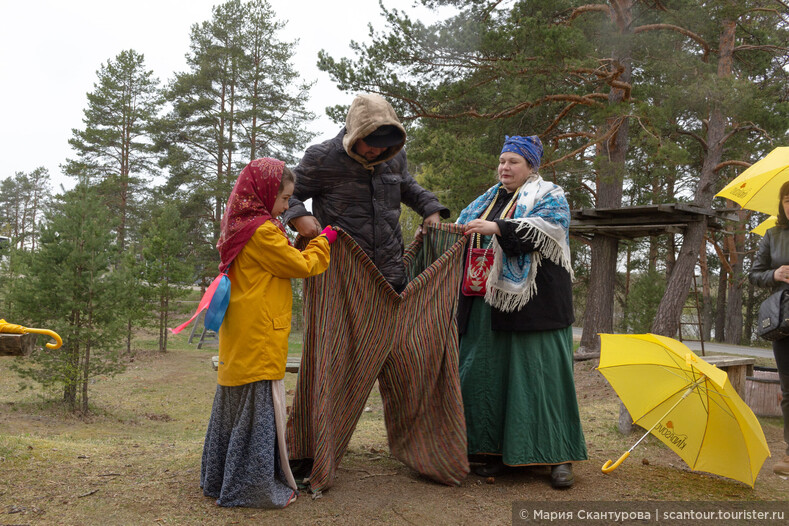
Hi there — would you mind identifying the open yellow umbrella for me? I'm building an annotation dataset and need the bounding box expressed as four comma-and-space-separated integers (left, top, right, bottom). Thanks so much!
715, 146, 789, 215
752, 215, 777, 236
0, 319, 62, 349
597, 333, 769, 486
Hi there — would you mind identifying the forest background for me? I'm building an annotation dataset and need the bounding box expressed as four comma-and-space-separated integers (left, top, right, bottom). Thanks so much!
0, 0, 788, 413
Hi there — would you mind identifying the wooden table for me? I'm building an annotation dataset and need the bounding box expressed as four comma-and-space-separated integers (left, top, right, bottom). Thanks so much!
702, 355, 755, 398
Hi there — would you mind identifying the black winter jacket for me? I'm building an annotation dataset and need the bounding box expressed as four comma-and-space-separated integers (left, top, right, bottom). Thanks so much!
282, 129, 449, 289
749, 226, 789, 293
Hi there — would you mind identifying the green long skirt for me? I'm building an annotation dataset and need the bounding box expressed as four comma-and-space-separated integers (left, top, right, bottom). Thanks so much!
459, 297, 588, 466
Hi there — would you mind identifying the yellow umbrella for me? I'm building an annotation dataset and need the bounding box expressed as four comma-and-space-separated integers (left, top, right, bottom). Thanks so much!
0, 319, 62, 349
597, 333, 769, 486
752, 215, 777, 236
715, 146, 789, 215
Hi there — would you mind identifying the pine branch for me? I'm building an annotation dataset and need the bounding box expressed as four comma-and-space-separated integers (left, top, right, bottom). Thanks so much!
633, 24, 711, 60
568, 4, 614, 23
714, 160, 752, 172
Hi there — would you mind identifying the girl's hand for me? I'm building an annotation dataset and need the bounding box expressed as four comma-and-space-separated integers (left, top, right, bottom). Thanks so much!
320, 225, 337, 244
464, 219, 500, 237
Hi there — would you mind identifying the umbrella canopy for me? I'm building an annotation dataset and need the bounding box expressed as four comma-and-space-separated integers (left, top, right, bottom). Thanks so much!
752, 215, 777, 237
598, 333, 769, 486
715, 146, 789, 216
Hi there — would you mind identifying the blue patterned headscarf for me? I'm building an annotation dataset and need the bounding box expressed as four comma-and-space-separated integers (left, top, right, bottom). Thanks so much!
501, 135, 542, 170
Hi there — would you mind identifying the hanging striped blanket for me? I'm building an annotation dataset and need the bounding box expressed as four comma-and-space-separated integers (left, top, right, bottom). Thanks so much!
286, 223, 470, 492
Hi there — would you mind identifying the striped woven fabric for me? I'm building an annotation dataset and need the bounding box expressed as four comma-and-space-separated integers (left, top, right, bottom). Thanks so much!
287, 223, 470, 491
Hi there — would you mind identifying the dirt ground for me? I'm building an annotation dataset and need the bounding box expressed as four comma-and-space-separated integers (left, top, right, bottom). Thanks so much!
278, 358, 789, 525
1, 345, 788, 525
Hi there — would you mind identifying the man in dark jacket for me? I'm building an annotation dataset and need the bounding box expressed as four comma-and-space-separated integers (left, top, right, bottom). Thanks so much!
282, 93, 449, 291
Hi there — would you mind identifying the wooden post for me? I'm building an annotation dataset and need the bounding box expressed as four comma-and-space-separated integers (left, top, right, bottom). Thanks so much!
0, 333, 37, 356
618, 403, 633, 435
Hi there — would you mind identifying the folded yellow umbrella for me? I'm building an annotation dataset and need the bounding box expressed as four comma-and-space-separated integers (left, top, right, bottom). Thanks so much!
0, 319, 62, 349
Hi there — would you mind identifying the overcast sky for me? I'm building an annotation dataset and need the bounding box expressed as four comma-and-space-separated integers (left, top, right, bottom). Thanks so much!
0, 0, 446, 192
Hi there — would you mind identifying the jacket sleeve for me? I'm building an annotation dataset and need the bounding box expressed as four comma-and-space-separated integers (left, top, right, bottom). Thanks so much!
397, 152, 450, 219
493, 191, 571, 258
749, 231, 776, 288
282, 145, 326, 225
248, 224, 330, 279
494, 219, 537, 257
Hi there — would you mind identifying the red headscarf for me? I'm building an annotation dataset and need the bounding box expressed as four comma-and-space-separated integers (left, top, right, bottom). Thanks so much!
216, 157, 289, 272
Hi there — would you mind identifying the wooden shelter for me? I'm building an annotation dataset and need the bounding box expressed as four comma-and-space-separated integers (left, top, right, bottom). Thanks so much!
570, 203, 735, 240
569, 203, 736, 352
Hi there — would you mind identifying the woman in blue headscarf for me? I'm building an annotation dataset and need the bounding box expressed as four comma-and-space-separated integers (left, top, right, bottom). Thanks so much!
456, 135, 587, 488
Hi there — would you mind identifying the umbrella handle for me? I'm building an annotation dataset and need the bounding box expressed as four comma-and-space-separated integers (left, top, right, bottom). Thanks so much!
24, 328, 63, 350
601, 451, 630, 474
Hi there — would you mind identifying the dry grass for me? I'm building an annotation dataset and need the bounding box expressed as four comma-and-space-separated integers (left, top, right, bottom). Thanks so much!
1, 331, 788, 525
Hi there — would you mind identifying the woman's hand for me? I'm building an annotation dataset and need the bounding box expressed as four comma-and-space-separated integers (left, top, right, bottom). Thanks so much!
464, 219, 501, 237
774, 265, 789, 283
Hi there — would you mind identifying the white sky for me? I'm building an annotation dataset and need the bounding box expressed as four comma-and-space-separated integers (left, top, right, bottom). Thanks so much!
0, 0, 446, 192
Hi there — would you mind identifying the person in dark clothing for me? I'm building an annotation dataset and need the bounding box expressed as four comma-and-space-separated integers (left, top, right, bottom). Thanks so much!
283, 94, 450, 485
456, 135, 587, 489
748, 180, 789, 477
282, 93, 449, 291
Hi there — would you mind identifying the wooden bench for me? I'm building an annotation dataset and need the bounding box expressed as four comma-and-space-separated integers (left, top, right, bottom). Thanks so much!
211, 355, 301, 373
703, 355, 755, 398
0, 333, 36, 356
286, 355, 300, 373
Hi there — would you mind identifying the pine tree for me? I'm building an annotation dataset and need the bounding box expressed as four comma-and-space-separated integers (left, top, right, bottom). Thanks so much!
139, 201, 193, 352
644, 0, 789, 339
157, 0, 315, 266
7, 184, 126, 413
65, 49, 163, 251
316, 0, 788, 344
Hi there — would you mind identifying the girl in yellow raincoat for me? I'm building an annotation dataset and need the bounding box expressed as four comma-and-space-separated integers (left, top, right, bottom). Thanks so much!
200, 157, 335, 508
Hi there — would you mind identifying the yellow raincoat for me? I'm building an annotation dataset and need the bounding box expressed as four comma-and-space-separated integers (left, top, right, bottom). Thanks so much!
217, 222, 330, 386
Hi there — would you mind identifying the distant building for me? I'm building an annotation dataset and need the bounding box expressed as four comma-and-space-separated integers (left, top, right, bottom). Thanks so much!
0, 236, 9, 248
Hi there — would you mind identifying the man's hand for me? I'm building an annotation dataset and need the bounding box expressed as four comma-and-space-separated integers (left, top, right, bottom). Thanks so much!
291, 215, 321, 238
415, 211, 442, 239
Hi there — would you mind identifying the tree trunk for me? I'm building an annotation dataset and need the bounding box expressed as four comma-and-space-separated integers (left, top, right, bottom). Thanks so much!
163, 296, 169, 352
579, 3, 632, 354
82, 340, 90, 414
724, 269, 744, 344
126, 318, 132, 356
698, 240, 714, 340
744, 276, 755, 344
665, 234, 676, 277
579, 236, 619, 354
715, 267, 728, 342
724, 210, 747, 344
652, 19, 736, 338
159, 294, 166, 352
653, 219, 706, 337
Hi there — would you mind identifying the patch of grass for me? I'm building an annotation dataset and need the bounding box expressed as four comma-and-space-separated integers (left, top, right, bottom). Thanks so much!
288, 330, 303, 354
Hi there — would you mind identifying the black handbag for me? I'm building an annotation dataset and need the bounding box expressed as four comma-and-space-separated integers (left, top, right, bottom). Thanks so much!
757, 289, 789, 341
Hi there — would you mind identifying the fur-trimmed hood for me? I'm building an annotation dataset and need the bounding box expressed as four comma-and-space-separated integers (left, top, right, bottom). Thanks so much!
342, 94, 407, 169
